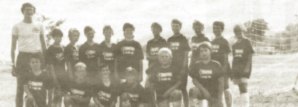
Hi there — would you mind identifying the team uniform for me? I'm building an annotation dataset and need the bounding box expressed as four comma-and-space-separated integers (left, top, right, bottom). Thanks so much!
115, 40, 144, 81
211, 36, 231, 89
79, 42, 100, 74
64, 44, 80, 69
189, 60, 224, 105
93, 79, 119, 107
119, 83, 150, 107
146, 36, 167, 67
98, 42, 116, 74
190, 34, 209, 65
148, 64, 183, 102
23, 70, 52, 107
232, 38, 254, 79
64, 78, 93, 106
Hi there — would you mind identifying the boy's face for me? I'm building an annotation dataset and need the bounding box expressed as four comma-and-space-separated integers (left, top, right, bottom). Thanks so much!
199, 47, 211, 61
23, 7, 35, 18
103, 29, 113, 39
124, 28, 134, 39
75, 66, 87, 78
151, 26, 161, 36
158, 52, 172, 65
53, 36, 62, 43
101, 66, 110, 78
171, 23, 181, 34
193, 25, 203, 34
70, 32, 79, 43
213, 25, 223, 36
234, 28, 242, 39
30, 58, 41, 71
85, 30, 95, 40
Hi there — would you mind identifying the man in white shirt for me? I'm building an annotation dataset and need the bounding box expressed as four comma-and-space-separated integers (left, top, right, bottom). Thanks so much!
11, 3, 46, 107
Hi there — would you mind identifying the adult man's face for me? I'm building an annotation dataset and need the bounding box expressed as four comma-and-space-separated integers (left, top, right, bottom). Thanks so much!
158, 51, 172, 66
23, 6, 35, 18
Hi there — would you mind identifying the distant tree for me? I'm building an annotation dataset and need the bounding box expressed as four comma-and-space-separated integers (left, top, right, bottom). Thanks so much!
244, 19, 269, 41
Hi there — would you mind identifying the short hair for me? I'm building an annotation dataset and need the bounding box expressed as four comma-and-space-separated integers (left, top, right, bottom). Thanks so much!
125, 67, 138, 77
213, 21, 224, 30
21, 2, 35, 13
103, 25, 113, 32
74, 62, 87, 69
171, 19, 182, 26
234, 25, 243, 32
68, 28, 80, 38
158, 48, 173, 58
51, 28, 63, 37
193, 20, 204, 30
84, 26, 94, 34
123, 23, 135, 31
198, 42, 212, 51
151, 22, 162, 32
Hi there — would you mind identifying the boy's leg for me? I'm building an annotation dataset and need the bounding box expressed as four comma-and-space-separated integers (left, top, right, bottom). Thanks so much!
169, 90, 182, 107
120, 93, 131, 107
16, 77, 25, 107
157, 100, 170, 107
25, 96, 34, 107
189, 87, 205, 107
64, 95, 74, 107
224, 75, 232, 107
238, 78, 249, 107
181, 73, 189, 107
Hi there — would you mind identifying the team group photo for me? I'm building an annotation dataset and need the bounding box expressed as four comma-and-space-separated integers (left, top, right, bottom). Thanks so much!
2, 0, 298, 107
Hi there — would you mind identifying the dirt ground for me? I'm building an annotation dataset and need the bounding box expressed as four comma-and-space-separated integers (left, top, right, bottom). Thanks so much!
1, 54, 298, 107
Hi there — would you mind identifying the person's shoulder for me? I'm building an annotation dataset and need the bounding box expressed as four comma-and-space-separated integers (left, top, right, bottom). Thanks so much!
13, 21, 24, 27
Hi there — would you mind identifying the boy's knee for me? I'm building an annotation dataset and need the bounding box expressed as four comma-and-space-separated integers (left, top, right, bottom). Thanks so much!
120, 93, 130, 101
169, 90, 182, 101
189, 87, 203, 99
63, 95, 73, 104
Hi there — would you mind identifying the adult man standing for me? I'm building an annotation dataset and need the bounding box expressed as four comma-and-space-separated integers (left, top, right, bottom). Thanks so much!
11, 3, 46, 107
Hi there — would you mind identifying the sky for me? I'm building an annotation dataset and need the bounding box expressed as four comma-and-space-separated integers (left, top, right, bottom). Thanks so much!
0, 0, 297, 63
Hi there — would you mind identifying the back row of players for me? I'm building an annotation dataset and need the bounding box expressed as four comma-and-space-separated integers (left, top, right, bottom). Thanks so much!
12, 3, 253, 107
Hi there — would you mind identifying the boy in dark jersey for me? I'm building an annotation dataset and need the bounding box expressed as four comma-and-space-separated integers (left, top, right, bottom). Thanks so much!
98, 25, 117, 79
92, 65, 118, 107
231, 25, 254, 107
189, 43, 224, 107
64, 28, 80, 77
46, 28, 67, 107
64, 62, 93, 107
148, 48, 183, 107
167, 19, 190, 107
24, 55, 52, 107
119, 67, 149, 107
211, 21, 232, 107
79, 26, 100, 75
115, 23, 144, 83
190, 20, 210, 66
146, 22, 167, 67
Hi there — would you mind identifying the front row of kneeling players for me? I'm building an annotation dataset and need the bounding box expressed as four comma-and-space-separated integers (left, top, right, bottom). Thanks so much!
23, 24, 253, 107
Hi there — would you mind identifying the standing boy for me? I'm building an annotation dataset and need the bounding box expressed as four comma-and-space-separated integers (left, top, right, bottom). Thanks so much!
167, 19, 190, 107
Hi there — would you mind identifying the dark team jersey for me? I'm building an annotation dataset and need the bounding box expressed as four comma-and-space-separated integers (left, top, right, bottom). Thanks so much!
46, 45, 66, 73
211, 36, 231, 65
119, 83, 149, 107
98, 41, 116, 70
232, 38, 254, 77
65, 79, 93, 98
189, 60, 223, 97
24, 70, 52, 106
148, 64, 182, 94
191, 34, 210, 64
79, 42, 100, 73
115, 40, 144, 73
64, 44, 80, 67
93, 79, 118, 106
146, 36, 167, 64
167, 34, 190, 68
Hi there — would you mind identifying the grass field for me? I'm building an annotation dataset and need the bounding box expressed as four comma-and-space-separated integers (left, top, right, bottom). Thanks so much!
1, 54, 298, 107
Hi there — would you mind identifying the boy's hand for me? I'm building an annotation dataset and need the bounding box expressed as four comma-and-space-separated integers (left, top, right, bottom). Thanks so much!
11, 65, 17, 77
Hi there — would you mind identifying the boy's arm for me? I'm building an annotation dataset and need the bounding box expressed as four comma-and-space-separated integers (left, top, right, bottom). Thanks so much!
138, 60, 143, 82
163, 81, 181, 98
40, 32, 47, 54
192, 79, 211, 99
244, 54, 252, 74
217, 76, 224, 99
11, 35, 17, 76
24, 85, 38, 107
92, 95, 104, 107
48, 65, 61, 89
66, 62, 74, 80
222, 53, 229, 73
